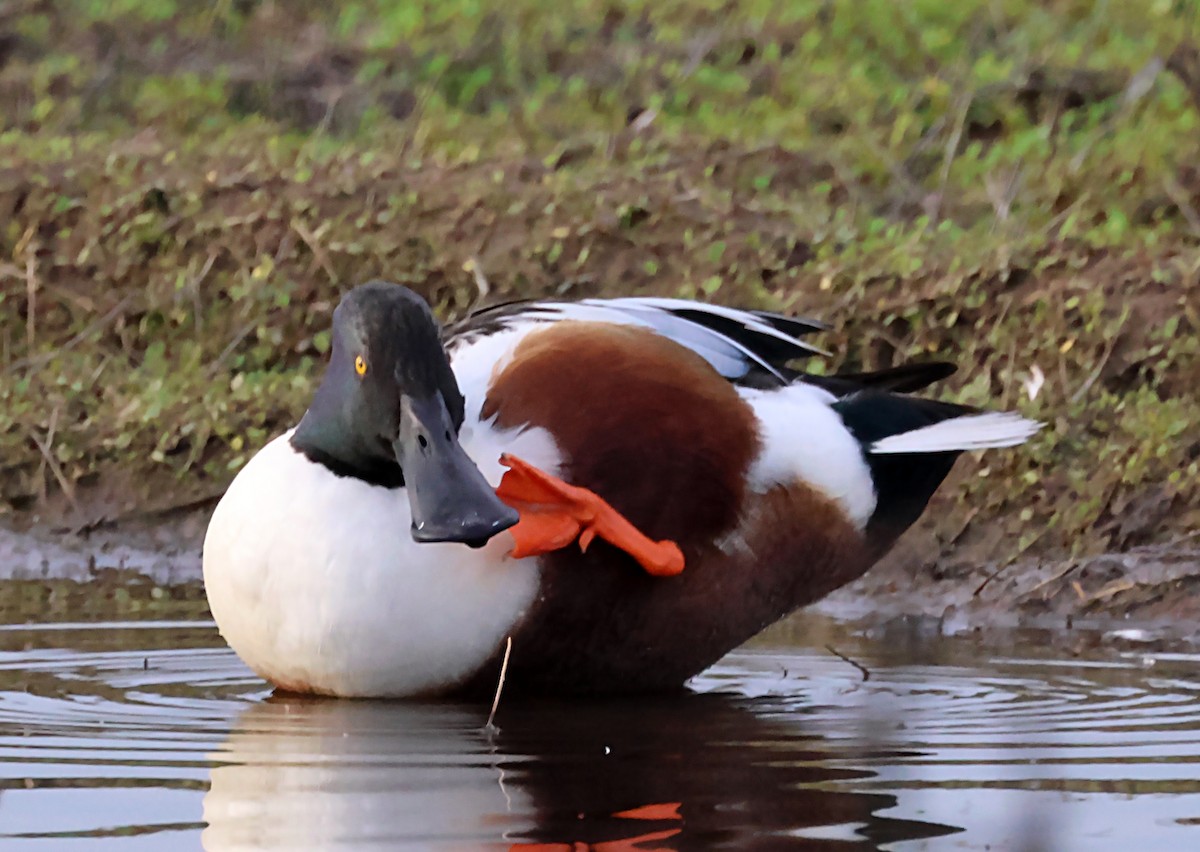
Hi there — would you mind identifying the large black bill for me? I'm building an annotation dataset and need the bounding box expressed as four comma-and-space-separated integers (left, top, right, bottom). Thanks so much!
394, 393, 519, 546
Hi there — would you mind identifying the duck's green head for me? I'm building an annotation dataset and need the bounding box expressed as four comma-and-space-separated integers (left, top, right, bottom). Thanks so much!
292, 281, 518, 547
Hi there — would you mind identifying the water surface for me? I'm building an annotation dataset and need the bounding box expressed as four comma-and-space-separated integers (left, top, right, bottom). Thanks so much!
1, 615, 1200, 850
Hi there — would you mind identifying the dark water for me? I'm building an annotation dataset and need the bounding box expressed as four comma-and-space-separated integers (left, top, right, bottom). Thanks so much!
2, 617, 1200, 850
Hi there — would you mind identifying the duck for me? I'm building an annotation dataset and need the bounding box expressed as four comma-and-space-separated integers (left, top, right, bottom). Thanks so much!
202, 280, 1040, 698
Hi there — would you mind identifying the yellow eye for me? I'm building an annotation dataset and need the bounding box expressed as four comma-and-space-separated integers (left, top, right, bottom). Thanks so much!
354, 355, 368, 376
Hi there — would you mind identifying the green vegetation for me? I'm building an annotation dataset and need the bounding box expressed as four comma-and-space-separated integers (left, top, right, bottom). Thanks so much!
2, 0, 1197, 567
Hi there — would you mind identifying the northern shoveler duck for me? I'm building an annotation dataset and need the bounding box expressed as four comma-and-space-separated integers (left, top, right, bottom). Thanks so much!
203, 280, 1040, 698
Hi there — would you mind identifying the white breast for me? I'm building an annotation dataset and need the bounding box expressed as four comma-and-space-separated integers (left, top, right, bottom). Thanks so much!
202, 423, 557, 698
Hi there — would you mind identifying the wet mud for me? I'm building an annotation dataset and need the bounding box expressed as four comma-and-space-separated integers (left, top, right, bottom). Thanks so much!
3, 508, 1197, 635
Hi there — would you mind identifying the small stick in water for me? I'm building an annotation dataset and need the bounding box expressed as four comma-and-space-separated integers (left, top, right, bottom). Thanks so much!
825, 644, 871, 682
485, 636, 513, 732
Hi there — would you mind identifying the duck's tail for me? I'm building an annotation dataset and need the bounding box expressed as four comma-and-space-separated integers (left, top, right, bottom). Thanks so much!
832, 393, 1041, 555
869, 411, 1042, 455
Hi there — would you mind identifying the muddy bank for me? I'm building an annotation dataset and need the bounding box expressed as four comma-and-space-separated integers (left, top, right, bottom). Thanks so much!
3, 507, 1197, 634
0, 517, 203, 587
818, 537, 1200, 629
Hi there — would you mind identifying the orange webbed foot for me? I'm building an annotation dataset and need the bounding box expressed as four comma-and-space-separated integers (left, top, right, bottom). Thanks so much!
495, 453, 685, 577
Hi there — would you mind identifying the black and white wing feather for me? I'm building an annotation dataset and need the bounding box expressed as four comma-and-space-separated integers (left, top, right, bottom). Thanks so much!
446, 297, 828, 386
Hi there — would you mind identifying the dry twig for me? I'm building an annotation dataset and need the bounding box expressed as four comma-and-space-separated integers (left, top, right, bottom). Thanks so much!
485, 636, 513, 732
825, 644, 871, 682
30, 407, 77, 509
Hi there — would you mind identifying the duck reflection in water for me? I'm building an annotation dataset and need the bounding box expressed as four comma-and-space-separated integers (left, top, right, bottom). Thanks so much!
203, 691, 960, 850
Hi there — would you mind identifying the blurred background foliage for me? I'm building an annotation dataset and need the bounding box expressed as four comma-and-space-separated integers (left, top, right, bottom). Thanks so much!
1, 0, 1197, 571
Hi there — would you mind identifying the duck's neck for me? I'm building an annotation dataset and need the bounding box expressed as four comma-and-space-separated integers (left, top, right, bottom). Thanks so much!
290, 393, 406, 489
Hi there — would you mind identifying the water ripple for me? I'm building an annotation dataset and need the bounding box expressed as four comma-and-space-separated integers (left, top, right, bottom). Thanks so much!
1, 621, 1199, 849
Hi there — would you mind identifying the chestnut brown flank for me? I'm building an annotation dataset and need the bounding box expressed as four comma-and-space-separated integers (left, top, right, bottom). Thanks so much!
482, 322, 760, 545
459, 322, 879, 695
458, 478, 873, 695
